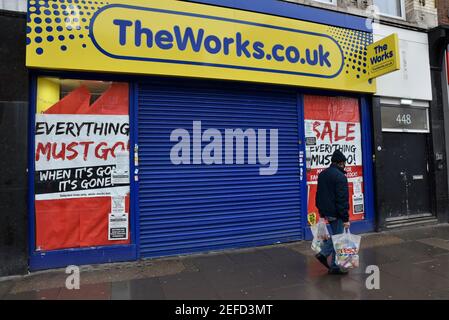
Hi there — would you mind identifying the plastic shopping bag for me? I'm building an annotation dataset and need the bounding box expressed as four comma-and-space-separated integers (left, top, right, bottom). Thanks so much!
332, 228, 361, 269
310, 219, 330, 254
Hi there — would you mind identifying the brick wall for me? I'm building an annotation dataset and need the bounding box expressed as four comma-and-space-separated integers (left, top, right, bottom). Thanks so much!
406, 0, 438, 28
437, 0, 449, 25
283, 0, 438, 29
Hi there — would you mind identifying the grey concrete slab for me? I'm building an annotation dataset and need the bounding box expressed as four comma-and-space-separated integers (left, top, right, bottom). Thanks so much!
263, 250, 322, 278
261, 247, 305, 263
426, 289, 449, 300
58, 282, 111, 300
111, 278, 165, 300
359, 233, 405, 249
411, 253, 449, 279
304, 274, 365, 300
200, 266, 261, 292
417, 238, 449, 251
159, 272, 218, 300
270, 283, 332, 300
8, 270, 68, 294
190, 254, 237, 273
0, 281, 14, 299
235, 263, 308, 290
4, 291, 40, 300
227, 250, 275, 267
389, 225, 449, 241
111, 281, 132, 300
4, 287, 61, 300
346, 269, 435, 300
380, 261, 449, 292
368, 241, 448, 264
216, 285, 274, 300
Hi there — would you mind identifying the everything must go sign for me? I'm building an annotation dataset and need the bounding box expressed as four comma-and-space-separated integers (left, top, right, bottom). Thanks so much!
34, 82, 131, 250
35, 114, 130, 200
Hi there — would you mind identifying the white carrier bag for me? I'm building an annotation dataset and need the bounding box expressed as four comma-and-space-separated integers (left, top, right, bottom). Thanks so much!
332, 228, 361, 269
310, 219, 330, 254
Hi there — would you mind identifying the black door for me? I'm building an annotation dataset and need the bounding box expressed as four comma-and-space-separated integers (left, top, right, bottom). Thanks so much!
382, 133, 431, 219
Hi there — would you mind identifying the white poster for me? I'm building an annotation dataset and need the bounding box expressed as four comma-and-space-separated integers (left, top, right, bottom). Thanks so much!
111, 195, 126, 214
305, 120, 363, 171
108, 213, 129, 241
353, 194, 365, 215
111, 151, 130, 185
353, 178, 363, 195
35, 114, 130, 200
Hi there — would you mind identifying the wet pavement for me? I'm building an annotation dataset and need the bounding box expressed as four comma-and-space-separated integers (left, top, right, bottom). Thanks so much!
2, 224, 449, 300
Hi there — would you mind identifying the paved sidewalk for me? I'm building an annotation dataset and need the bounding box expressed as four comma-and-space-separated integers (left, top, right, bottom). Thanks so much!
2, 224, 449, 300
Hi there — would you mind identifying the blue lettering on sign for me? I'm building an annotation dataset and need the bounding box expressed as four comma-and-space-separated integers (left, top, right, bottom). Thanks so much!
370, 44, 393, 65
113, 19, 132, 46
174, 26, 204, 52
91, 5, 345, 79
113, 19, 333, 68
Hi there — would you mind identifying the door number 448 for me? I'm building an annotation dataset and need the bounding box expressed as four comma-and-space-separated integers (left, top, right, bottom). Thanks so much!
396, 114, 412, 125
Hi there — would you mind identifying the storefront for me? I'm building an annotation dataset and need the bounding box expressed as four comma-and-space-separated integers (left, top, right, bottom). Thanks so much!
26, 0, 376, 270
372, 23, 437, 229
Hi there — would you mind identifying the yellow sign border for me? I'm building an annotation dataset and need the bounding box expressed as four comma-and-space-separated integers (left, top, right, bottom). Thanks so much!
26, 0, 376, 93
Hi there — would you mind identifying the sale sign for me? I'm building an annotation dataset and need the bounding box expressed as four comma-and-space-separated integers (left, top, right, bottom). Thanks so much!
304, 95, 365, 222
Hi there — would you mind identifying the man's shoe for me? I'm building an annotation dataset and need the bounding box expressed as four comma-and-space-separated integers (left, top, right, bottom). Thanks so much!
328, 268, 349, 275
315, 253, 330, 269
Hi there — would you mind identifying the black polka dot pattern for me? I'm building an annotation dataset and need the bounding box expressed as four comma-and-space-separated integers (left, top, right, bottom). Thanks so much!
327, 26, 373, 81
27, 0, 110, 56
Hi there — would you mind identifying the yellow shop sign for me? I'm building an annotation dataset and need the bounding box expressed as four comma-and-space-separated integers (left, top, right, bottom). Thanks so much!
367, 33, 400, 79
26, 0, 376, 93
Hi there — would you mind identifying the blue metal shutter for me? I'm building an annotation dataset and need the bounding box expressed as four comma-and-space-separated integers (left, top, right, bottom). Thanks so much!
137, 78, 302, 258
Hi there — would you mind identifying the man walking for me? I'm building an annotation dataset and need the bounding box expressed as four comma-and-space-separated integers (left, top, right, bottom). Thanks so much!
315, 150, 350, 275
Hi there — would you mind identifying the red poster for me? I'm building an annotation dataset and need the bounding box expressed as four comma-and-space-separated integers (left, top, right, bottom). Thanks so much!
35, 82, 131, 251
304, 95, 365, 223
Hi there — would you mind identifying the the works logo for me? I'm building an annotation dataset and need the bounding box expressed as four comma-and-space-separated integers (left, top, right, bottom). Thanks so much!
113, 21, 333, 68
90, 4, 344, 79
370, 44, 394, 65
170, 121, 279, 176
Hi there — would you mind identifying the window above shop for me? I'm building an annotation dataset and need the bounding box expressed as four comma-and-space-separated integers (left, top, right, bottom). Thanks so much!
373, 0, 406, 19
0, 0, 27, 12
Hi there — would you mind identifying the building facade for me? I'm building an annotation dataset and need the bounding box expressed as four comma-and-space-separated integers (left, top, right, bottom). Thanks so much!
288, 0, 446, 230
2, 0, 446, 275
23, 0, 380, 271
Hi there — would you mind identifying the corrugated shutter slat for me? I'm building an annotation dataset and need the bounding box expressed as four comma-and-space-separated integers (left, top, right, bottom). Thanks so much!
138, 79, 302, 258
